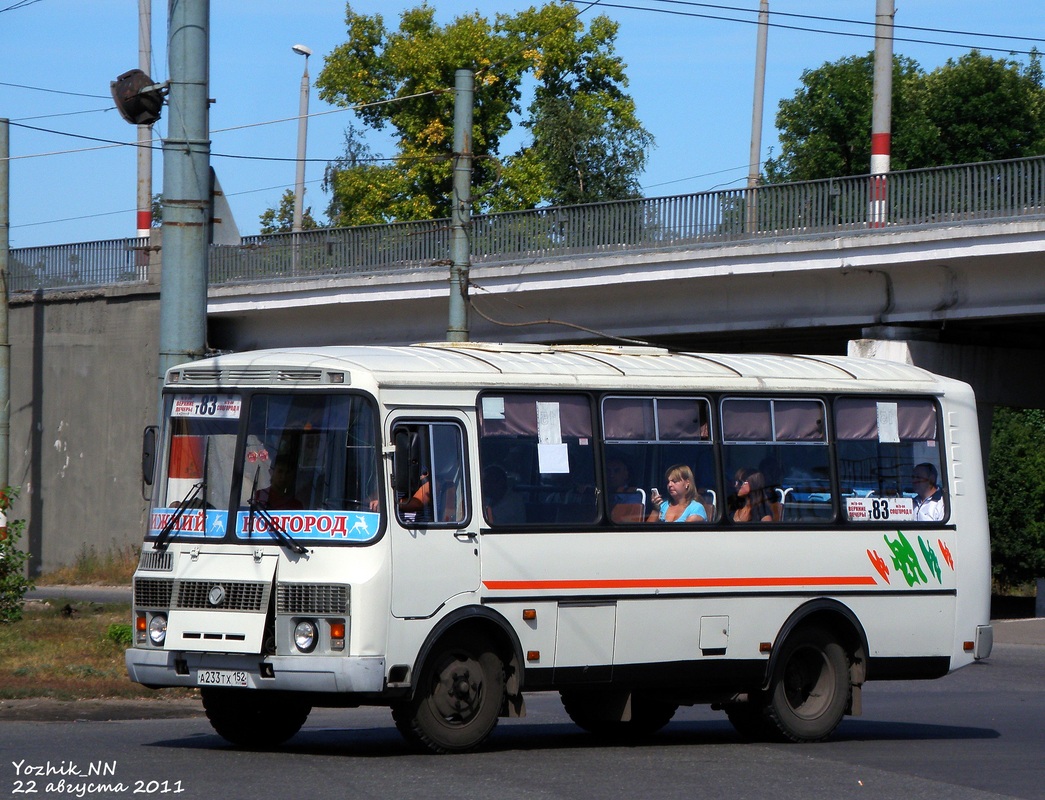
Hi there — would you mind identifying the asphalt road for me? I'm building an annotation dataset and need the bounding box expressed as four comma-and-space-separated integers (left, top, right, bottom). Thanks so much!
1, 634, 1043, 800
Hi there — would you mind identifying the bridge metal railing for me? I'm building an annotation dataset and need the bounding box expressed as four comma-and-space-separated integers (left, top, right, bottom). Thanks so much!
7, 236, 153, 293
11, 155, 1045, 292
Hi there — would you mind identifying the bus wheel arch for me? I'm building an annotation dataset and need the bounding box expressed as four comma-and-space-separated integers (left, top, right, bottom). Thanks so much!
766, 600, 869, 697
763, 601, 869, 742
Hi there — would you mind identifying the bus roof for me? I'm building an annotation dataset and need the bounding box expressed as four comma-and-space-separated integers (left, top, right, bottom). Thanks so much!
169, 343, 964, 395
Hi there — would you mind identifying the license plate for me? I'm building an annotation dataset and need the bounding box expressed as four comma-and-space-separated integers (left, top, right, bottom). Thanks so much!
197, 669, 249, 687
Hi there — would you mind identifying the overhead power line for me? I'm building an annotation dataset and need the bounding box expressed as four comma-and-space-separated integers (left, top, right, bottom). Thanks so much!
0, 80, 110, 99
644, 0, 1044, 45
600, 0, 1043, 56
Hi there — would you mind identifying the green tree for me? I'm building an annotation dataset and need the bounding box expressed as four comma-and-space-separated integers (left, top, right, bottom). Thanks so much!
313, 2, 652, 226
497, 7, 652, 206
765, 53, 933, 182
987, 408, 1045, 588
259, 189, 321, 234
923, 50, 1045, 165
766, 49, 1045, 183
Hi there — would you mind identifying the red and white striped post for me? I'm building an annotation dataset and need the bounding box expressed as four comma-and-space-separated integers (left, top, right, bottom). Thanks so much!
869, 0, 894, 227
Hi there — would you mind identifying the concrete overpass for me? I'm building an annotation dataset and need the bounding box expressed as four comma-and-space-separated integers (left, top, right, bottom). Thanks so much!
7, 156, 1045, 571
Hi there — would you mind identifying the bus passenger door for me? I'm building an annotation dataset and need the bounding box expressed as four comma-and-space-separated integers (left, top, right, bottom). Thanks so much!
389, 418, 480, 618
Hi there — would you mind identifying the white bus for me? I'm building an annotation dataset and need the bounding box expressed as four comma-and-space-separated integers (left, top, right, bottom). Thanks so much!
127, 343, 993, 753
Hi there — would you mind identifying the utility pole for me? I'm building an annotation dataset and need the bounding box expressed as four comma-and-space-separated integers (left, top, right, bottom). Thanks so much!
158, 0, 210, 387
137, 0, 153, 241
446, 68, 473, 343
0, 118, 9, 491
745, 0, 769, 234
869, 0, 894, 227
291, 44, 312, 233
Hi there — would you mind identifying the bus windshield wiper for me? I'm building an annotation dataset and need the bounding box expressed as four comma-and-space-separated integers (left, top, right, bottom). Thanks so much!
246, 465, 307, 554
153, 442, 210, 552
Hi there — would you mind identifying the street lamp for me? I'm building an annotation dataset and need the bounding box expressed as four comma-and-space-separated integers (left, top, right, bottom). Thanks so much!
291, 44, 312, 233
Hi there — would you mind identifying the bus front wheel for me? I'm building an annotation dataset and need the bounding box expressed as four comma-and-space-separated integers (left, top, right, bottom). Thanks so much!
766, 626, 850, 742
201, 688, 311, 748
392, 633, 505, 754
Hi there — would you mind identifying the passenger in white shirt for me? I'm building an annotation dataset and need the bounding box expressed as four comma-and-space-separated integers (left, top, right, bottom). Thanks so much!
912, 463, 945, 522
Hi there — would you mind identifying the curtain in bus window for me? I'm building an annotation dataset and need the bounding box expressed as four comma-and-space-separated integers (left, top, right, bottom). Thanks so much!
479, 394, 593, 438
722, 399, 772, 441
773, 400, 826, 441
164, 415, 239, 511
835, 398, 938, 442
602, 397, 656, 440
657, 398, 711, 440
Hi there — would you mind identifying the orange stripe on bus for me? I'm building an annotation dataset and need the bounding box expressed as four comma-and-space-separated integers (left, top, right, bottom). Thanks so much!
482, 576, 878, 591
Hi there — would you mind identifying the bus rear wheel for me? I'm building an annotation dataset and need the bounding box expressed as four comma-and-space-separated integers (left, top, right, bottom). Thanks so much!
201, 688, 311, 748
392, 633, 505, 754
765, 626, 850, 742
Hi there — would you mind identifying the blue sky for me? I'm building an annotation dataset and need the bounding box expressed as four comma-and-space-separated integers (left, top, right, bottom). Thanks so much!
1, 1, 1040, 249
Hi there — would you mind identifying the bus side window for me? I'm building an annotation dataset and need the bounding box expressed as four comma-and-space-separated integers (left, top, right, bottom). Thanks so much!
835, 397, 946, 523
601, 396, 716, 525
478, 393, 597, 526
721, 397, 830, 523
392, 422, 467, 526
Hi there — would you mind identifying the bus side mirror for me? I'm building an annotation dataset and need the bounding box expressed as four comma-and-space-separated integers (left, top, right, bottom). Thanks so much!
142, 426, 158, 487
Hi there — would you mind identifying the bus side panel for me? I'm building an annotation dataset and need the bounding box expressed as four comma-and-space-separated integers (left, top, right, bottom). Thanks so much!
480, 528, 962, 682
942, 384, 993, 667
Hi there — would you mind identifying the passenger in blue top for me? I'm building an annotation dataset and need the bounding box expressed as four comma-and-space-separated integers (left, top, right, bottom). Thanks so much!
648, 464, 708, 523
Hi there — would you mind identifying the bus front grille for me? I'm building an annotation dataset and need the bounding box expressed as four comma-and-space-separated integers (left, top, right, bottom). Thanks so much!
137, 550, 173, 572
174, 580, 268, 611
277, 583, 349, 615
134, 578, 174, 608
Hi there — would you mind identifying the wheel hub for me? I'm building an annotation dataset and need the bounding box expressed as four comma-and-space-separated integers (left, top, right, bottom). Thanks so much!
432, 659, 482, 720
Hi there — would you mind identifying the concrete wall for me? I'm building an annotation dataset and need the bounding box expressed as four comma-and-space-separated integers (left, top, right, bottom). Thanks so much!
9, 283, 159, 575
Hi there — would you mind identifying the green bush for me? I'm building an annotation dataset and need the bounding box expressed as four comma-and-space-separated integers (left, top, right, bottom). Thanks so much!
987, 409, 1045, 588
0, 487, 35, 624
106, 623, 133, 646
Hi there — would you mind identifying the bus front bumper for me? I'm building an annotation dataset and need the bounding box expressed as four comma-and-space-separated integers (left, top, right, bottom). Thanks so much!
126, 648, 386, 694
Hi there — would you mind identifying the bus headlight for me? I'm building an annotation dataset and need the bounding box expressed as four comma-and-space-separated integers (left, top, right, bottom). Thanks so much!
293, 620, 318, 653
148, 613, 167, 646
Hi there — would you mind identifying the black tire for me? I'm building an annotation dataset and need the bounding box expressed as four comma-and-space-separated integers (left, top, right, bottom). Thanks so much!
560, 689, 677, 739
201, 688, 311, 748
392, 633, 505, 754
765, 626, 850, 742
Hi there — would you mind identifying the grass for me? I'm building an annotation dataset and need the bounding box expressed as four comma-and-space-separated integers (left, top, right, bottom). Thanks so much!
35, 543, 140, 586
0, 598, 195, 701
1, 546, 193, 702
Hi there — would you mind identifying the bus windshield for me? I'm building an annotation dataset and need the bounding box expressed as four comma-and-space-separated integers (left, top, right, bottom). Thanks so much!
149, 392, 382, 547
150, 394, 243, 545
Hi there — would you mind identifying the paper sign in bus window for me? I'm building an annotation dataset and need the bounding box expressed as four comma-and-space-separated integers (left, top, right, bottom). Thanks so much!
877, 402, 900, 443
536, 401, 569, 473
482, 396, 505, 420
